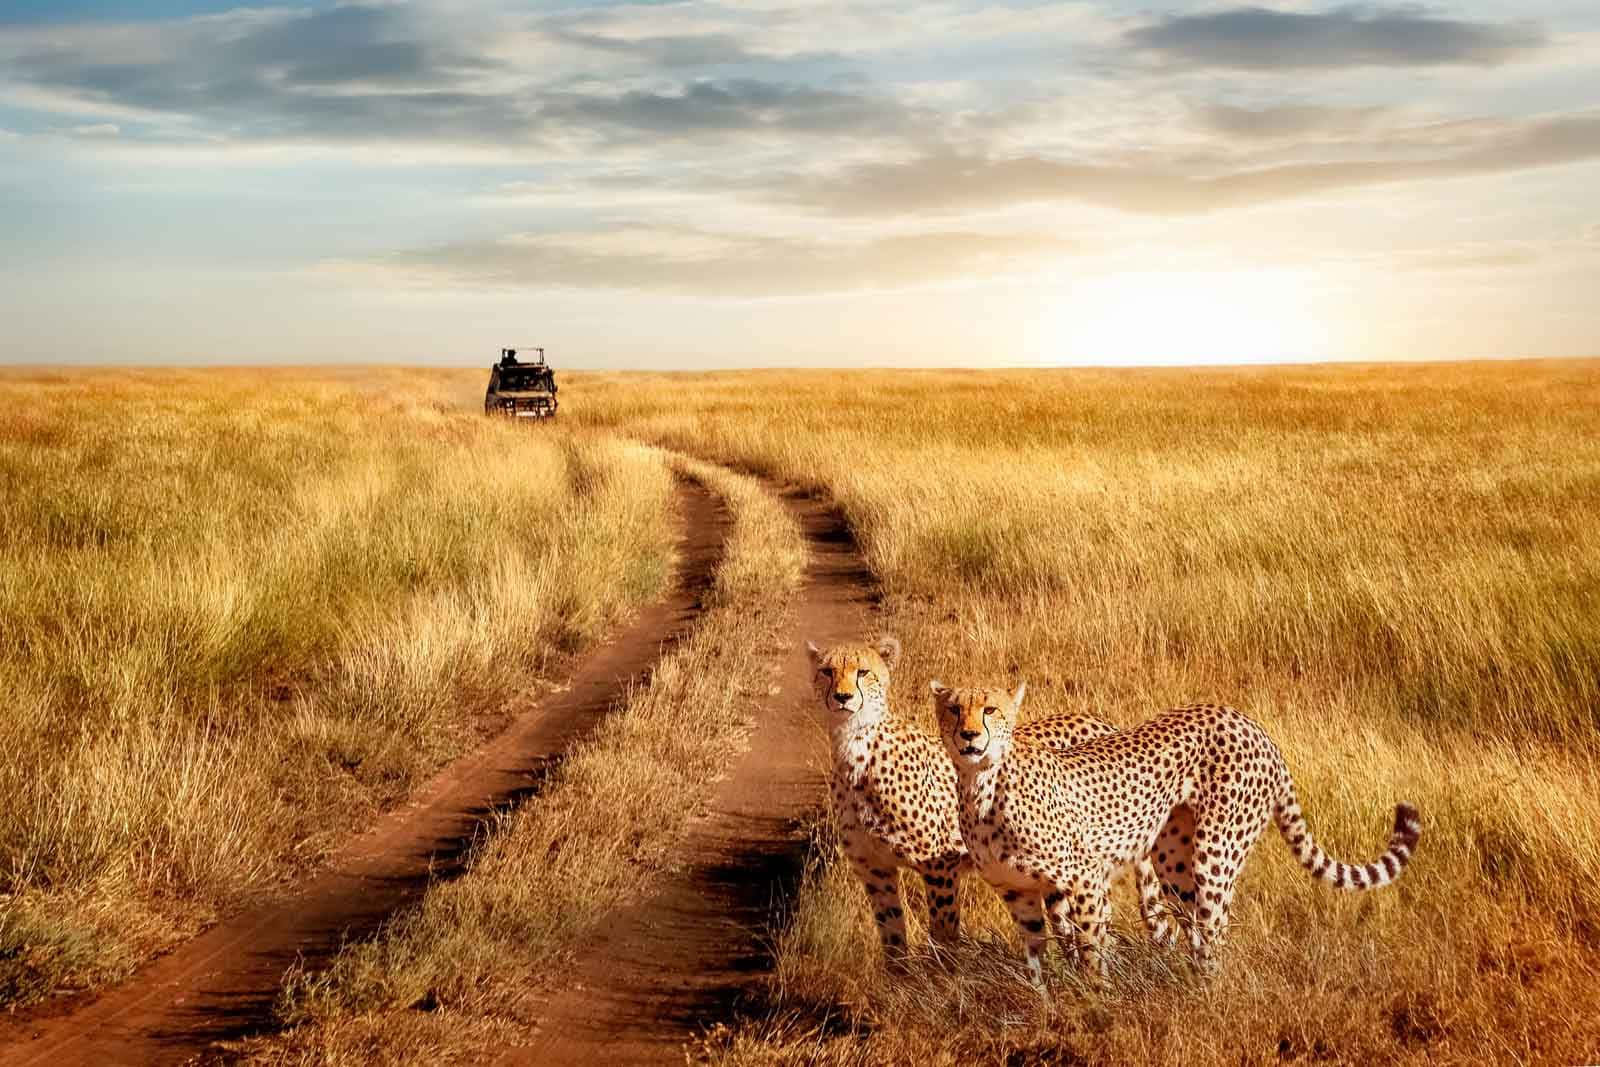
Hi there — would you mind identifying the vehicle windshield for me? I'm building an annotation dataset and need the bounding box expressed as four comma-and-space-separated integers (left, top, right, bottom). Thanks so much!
500, 369, 553, 391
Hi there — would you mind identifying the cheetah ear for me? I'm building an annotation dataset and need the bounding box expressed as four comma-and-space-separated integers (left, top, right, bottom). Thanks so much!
876, 635, 902, 672
1011, 682, 1027, 709
805, 640, 822, 669
929, 680, 950, 702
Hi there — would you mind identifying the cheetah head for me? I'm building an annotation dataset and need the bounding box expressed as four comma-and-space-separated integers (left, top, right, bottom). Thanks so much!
804, 636, 900, 726
930, 680, 1026, 772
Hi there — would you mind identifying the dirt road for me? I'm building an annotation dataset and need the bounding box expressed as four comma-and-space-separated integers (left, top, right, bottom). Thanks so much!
497, 486, 875, 1065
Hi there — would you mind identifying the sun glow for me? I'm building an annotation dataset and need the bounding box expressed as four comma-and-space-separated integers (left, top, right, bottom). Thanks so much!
1034, 268, 1334, 365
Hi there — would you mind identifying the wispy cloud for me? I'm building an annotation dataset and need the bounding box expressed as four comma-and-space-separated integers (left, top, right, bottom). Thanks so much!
0, 4, 923, 148
3, 5, 516, 142
547, 27, 765, 68
537, 79, 922, 141
767, 112, 1600, 216
356, 225, 1078, 296
1126, 5, 1545, 70
1193, 103, 1389, 140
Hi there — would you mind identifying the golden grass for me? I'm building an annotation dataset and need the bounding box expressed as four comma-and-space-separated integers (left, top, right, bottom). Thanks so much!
7, 361, 1598, 1064
562, 361, 1600, 1065
0, 368, 676, 1007
237, 453, 807, 1063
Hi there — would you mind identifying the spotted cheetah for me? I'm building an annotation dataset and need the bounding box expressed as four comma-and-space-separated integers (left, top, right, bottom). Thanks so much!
933, 683, 1421, 986
805, 637, 1176, 960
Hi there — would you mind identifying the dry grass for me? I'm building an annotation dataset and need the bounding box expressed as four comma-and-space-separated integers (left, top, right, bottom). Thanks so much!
0, 368, 676, 1007
236, 453, 807, 1063
8, 361, 1598, 1064
564, 361, 1600, 1066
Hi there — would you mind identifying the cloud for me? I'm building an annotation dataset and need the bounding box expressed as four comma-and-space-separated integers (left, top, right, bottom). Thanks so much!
1372, 229, 1600, 273
0, 4, 920, 148
355, 225, 1078, 296
1126, 6, 1545, 70
4, 5, 522, 142
774, 113, 1600, 217
567, 30, 762, 67
540, 19, 767, 69
1404, 244, 1543, 271
1194, 103, 1387, 140
531, 1, 1115, 65
538, 79, 920, 139
226, 5, 495, 88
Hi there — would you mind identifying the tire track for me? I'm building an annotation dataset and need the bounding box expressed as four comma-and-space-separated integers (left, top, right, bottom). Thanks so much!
494, 483, 877, 1065
0, 479, 729, 1067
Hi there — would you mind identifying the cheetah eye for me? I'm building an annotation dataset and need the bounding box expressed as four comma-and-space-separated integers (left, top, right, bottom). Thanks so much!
818, 667, 834, 678
982, 706, 998, 717
856, 669, 870, 680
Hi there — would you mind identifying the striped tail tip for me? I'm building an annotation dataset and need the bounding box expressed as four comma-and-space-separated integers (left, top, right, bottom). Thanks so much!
1285, 799, 1421, 892
1393, 803, 1422, 846
1352, 802, 1421, 890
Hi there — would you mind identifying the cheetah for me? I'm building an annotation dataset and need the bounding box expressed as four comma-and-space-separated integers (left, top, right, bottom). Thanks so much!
932, 683, 1421, 987
805, 637, 1177, 961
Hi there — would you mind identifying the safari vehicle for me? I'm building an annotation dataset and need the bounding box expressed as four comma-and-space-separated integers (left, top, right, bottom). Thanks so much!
484, 347, 558, 418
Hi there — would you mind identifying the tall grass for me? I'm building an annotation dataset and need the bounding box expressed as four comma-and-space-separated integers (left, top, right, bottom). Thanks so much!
9, 362, 1598, 1062
567, 361, 1600, 1065
571, 362, 1600, 746
0, 368, 676, 1007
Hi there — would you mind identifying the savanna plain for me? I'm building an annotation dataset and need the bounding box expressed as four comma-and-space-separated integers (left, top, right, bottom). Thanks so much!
2, 360, 1597, 1065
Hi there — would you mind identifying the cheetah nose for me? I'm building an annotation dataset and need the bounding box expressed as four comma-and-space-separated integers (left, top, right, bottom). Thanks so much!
959, 728, 981, 741
833, 692, 853, 707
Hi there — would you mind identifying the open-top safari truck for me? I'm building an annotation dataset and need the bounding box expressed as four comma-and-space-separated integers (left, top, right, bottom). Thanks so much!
484, 347, 558, 418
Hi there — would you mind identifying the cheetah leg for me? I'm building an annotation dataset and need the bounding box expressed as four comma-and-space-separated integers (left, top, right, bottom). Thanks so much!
1049, 862, 1170, 958
1001, 892, 1050, 993
1060, 878, 1111, 981
1186, 821, 1243, 976
921, 856, 964, 949
846, 852, 908, 962
1133, 857, 1177, 949
1044, 890, 1080, 966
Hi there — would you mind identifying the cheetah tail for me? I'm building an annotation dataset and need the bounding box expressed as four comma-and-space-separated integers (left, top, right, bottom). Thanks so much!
1274, 794, 1421, 892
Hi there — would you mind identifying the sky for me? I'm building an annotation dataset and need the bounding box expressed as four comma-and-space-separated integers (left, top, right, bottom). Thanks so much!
1, 0, 1597, 368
